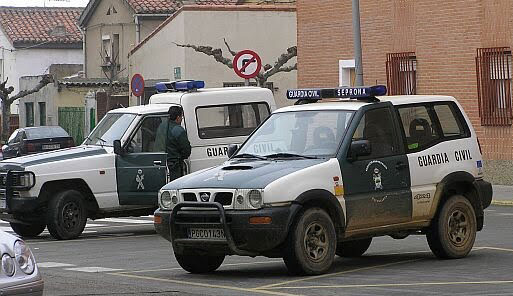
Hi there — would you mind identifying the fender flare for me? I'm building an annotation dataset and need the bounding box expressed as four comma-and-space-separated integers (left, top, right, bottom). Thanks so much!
294, 189, 346, 235
435, 171, 484, 218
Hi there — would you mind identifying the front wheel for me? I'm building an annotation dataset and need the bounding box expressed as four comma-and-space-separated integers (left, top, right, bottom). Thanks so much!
10, 222, 46, 238
175, 252, 225, 274
426, 195, 477, 259
46, 190, 88, 240
336, 238, 372, 257
283, 208, 337, 275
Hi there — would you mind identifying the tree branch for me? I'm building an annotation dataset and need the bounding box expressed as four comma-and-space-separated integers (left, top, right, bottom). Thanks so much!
10, 74, 54, 101
223, 38, 237, 57
174, 42, 233, 69
262, 45, 297, 80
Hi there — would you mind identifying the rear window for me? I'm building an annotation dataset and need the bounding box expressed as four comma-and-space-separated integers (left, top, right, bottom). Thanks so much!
25, 126, 69, 139
196, 102, 270, 139
433, 103, 468, 138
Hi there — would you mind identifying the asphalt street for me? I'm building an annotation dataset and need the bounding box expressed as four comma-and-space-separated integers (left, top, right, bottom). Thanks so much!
4, 206, 513, 296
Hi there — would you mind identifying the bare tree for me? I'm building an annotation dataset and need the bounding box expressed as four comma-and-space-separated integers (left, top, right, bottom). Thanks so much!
0, 74, 54, 142
175, 38, 297, 87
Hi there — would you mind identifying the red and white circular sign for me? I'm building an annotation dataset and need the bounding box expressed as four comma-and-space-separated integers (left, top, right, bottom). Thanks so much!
233, 50, 262, 79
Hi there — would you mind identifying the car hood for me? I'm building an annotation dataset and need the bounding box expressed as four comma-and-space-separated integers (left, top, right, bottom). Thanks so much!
164, 158, 328, 189
0, 230, 16, 255
0, 145, 107, 169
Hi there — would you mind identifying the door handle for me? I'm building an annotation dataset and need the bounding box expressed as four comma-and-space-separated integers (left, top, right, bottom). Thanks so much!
153, 160, 162, 166
395, 162, 408, 170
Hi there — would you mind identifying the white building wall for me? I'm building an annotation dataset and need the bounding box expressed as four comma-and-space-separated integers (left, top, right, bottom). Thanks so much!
129, 9, 297, 108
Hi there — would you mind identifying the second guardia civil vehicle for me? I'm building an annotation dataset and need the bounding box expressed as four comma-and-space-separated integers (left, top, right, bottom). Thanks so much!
155, 85, 492, 275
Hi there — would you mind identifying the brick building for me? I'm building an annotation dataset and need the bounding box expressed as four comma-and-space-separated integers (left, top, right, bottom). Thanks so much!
297, 0, 513, 184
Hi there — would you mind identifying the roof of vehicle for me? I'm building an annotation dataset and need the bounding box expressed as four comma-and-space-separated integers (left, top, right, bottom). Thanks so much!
149, 86, 272, 105
277, 95, 457, 113
108, 103, 175, 115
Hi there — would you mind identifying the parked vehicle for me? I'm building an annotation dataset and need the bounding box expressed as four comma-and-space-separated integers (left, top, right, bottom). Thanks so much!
0, 81, 277, 240
0, 230, 44, 295
2, 126, 75, 159
155, 85, 492, 275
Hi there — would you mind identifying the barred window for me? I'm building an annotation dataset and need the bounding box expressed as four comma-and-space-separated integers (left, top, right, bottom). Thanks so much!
386, 52, 417, 95
476, 47, 513, 126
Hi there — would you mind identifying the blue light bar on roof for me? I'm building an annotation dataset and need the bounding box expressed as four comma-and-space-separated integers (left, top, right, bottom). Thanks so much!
286, 85, 387, 100
155, 80, 205, 93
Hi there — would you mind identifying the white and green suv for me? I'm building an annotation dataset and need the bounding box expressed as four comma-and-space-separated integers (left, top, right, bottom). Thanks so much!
155, 85, 492, 275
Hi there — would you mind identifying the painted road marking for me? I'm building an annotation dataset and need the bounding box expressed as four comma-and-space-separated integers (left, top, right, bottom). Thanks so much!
65, 267, 124, 273
116, 260, 283, 274
95, 218, 153, 224
85, 223, 108, 228
27, 234, 156, 245
38, 262, 76, 268
266, 280, 513, 290
481, 246, 513, 253
255, 259, 422, 290
108, 272, 298, 296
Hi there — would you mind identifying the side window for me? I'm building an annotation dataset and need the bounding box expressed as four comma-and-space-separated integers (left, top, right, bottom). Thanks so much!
128, 116, 166, 153
433, 103, 468, 138
196, 102, 270, 139
397, 105, 440, 151
351, 107, 400, 158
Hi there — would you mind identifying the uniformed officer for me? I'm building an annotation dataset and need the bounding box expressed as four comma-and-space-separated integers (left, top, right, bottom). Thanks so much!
154, 106, 192, 180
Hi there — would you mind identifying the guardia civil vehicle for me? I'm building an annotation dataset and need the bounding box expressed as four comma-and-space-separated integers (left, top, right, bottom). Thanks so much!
0, 81, 276, 240
155, 85, 492, 275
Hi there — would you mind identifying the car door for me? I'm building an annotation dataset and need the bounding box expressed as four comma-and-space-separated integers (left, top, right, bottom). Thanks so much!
116, 115, 168, 206
340, 104, 412, 231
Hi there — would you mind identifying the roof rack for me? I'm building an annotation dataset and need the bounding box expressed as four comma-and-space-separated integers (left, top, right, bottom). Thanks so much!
286, 85, 387, 105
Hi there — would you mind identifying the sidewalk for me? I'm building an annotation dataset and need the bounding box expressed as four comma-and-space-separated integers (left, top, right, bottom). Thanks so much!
492, 185, 513, 206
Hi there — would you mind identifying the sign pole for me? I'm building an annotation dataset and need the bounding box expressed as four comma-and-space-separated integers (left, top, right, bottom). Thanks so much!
244, 79, 250, 86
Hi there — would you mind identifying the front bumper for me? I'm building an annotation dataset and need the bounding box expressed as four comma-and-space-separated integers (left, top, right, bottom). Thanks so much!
154, 202, 301, 256
0, 278, 44, 296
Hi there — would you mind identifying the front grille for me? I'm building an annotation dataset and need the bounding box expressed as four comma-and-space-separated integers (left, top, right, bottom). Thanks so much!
182, 193, 197, 201
179, 189, 235, 208
214, 192, 233, 206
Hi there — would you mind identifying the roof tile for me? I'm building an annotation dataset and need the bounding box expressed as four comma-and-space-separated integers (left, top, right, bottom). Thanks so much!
0, 7, 83, 47
126, 0, 239, 14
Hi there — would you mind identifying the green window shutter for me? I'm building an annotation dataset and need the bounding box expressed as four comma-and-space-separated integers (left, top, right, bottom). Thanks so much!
58, 107, 85, 144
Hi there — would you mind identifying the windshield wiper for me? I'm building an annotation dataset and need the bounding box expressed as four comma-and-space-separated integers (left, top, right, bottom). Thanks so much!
264, 153, 318, 159
95, 137, 107, 147
232, 153, 267, 160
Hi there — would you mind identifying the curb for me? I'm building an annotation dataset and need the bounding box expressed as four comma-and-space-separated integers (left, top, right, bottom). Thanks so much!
491, 200, 513, 206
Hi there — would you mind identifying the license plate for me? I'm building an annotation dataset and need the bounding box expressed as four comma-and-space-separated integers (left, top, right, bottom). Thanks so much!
188, 228, 225, 240
42, 144, 60, 150
0, 198, 6, 209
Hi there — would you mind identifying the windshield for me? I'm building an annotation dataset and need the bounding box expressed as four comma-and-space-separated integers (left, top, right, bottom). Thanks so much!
83, 113, 137, 146
237, 110, 354, 158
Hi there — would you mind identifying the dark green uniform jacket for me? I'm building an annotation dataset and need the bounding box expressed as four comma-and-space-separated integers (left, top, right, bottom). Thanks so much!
154, 120, 192, 180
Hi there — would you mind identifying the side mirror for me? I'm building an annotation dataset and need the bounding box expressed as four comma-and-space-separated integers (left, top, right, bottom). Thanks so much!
348, 140, 371, 161
113, 140, 124, 155
227, 144, 238, 158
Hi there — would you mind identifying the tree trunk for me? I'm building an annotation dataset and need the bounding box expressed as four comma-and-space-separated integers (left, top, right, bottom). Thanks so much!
2, 101, 12, 142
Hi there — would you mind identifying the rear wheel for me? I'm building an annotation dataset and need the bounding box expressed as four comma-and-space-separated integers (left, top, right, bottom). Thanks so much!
46, 190, 87, 240
175, 252, 225, 274
283, 208, 336, 275
336, 238, 372, 257
427, 195, 476, 259
10, 222, 46, 238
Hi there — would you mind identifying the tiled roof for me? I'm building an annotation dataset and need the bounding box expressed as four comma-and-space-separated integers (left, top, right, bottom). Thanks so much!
0, 7, 83, 48
126, 0, 241, 14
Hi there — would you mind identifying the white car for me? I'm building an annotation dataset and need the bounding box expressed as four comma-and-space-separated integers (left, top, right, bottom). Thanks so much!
0, 230, 43, 295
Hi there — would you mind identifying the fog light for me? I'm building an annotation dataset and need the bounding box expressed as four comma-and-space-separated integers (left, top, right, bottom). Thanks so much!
236, 195, 244, 205
249, 216, 272, 225
1, 254, 15, 276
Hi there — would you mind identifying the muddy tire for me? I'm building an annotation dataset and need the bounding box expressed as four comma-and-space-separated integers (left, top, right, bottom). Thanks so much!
175, 252, 225, 274
427, 195, 477, 259
10, 222, 46, 238
46, 190, 87, 240
336, 238, 372, 257
283, 208, 337, 275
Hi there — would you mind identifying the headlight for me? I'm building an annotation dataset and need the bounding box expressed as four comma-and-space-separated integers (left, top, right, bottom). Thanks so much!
9, 171, 36, 190
248, 190, 263, 208
14, 240, 35, 274
159, 190, 178, 210
1, 254, 15, 276
234, 189, 264, 210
